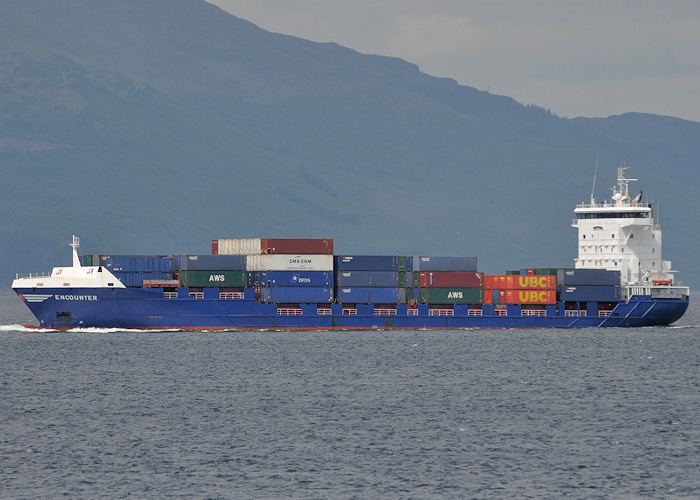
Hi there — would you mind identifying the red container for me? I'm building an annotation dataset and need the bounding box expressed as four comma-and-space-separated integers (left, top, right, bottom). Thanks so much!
511, 275, 556, 290
503, 289, 556, 305
212, 239, 219, 255
261, 238, 334, 255
486, 275, 509, 289
419, 271, 483, 288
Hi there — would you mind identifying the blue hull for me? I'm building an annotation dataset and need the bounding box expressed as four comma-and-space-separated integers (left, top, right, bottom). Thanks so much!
14, 287, 689, 330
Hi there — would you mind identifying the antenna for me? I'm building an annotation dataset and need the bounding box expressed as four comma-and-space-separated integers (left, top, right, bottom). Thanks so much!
590, 153, 599, 205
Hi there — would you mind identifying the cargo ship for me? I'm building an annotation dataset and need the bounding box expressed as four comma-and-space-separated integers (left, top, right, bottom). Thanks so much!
12, 166, 689, 330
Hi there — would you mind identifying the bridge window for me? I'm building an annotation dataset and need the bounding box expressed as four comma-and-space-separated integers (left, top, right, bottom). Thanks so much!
576, 212, 649, 219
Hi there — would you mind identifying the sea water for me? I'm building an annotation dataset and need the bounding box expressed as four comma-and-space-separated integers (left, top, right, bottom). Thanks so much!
1, 293, 698, 498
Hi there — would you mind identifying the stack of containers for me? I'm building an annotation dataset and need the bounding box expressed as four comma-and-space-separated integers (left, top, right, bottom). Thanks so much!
483, 274, 557, 305
215, 238, 334, 303
334, 256, 413, 304
86, 255, 174, 287
172, 254, 247, 289
413, 256, 483, 305
556, 269, 621, 302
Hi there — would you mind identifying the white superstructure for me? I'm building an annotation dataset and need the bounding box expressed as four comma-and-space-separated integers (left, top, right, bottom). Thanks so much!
572, 165, 687, 299
12, 235, 125, 289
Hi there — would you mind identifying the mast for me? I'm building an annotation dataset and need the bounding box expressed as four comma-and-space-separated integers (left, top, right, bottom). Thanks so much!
70, 234, 81, 268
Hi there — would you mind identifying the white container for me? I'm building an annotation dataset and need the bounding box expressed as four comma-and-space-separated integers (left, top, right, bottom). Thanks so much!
246, 254, 333, 271
217, 238, 262, 255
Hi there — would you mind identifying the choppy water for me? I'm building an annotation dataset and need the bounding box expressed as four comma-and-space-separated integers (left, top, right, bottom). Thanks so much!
1, 293, 699, 498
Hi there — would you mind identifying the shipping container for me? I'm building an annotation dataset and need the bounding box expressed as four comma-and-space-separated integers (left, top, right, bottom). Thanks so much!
216, 238, 263, 255
413, 256, 477, 272
248, 271, 334, 288
558, 285, 621, 302
179, 270, 247, 288
262, 238, 333, 255
556, 269, 621, 286
211, 240, 219, 255
99, 255, 172, 273
418, 288, 484, 305
535, 268, 559, 276
419, 271, 483, 288
334, 255, 404, 271
510, 275, 556, 290
486, 275, 509, 289
502, 289, 557, 305
335, 271, 400, 287
260, 286, 334, 304
485, 275, 556, 290
336, 287, 403, 304
173, 254, 246, 271
246, 254, 333, 271
111, 271, 174, 288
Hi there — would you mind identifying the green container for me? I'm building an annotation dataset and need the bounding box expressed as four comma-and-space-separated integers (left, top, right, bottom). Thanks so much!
505, 270, 519, 275
535, 268, 559, 276
419, 287, 484, 304
83, 255, 93, 266
398, 256, 408, 272
180, 270, 247, 288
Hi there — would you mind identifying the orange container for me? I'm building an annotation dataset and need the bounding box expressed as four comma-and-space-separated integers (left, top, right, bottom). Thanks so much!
511, 275, 556, 290
504, 289, 556, 304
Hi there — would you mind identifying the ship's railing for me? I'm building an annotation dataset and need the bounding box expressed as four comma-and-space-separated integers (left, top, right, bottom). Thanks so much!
521, 309, 546, 317
317, 307, 332, 315
374, 308, 396, 316
277, 307, 302, 316
625, 285, 690, 299
429, 308, 454, 316
575, 201, 651, 209
15, 272, 52, 279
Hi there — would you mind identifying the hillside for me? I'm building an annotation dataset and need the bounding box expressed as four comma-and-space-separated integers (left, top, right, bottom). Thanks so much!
1, 0, 699, 287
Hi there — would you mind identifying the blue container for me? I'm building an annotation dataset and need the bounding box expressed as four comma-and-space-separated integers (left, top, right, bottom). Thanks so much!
173, 254, 246, 271
556, 269, 620, 286
249, 271, 334, 287
336, 287, 402, 304
413, 256, 477, 272
100, 255, 173, 272
112, 271, 173, 287
335, 271, 399, 287
334, 255, 401, 271
260, 287, 334, 304
557, 285, 621, 302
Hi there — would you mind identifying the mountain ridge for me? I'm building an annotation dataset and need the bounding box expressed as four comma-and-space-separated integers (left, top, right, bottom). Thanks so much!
1, 0, 698, 287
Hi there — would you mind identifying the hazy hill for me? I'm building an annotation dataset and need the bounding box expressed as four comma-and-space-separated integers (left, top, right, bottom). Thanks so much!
1, 0, 699, 288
